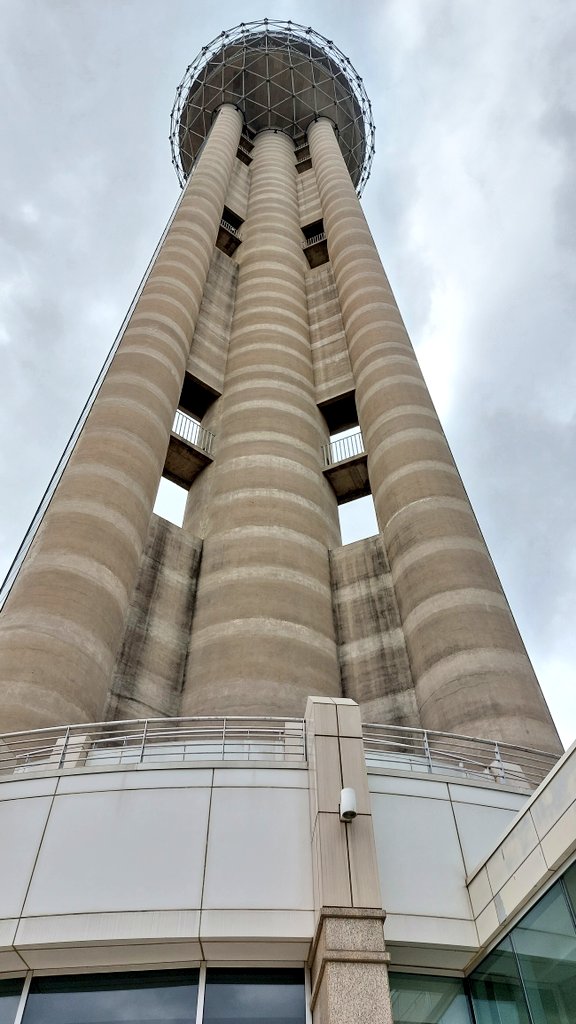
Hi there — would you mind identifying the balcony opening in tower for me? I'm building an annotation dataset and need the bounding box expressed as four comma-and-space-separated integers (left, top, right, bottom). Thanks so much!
302, 219, 328, 268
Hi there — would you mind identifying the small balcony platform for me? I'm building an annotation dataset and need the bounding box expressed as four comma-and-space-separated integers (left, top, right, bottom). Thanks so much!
163, 411, 214, 489
322, 429, 370, 505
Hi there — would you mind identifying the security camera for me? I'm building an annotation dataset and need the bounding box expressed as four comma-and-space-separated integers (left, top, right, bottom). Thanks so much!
339, 787, 357, 822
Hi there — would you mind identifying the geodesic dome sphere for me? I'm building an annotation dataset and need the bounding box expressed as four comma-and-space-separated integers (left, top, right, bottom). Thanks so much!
170, 20, 375, 194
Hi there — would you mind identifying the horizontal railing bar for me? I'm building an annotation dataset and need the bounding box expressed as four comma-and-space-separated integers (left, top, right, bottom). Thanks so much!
363, 722, 561, 758
363, 721, 558, 790
0, 715, 306, 776
303, 232, 326, 247
220, 219, 241, 237
322, 428, 365, 466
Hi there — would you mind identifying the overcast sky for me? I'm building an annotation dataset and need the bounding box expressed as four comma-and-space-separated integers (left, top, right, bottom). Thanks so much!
1, 0, 574, 745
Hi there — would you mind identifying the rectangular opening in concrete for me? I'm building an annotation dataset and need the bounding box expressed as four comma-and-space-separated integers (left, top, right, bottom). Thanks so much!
302, 219, 328, 268
319, 390, 358, 435
153, 477, 187, 528
338, 493, 378, 545
216, 206, 244, 257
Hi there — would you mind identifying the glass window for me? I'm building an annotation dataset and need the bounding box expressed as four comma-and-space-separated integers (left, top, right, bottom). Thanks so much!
388, 972, 471, 1023
0, 979, 23, 1024
512, 880, 576, 1024
561, 861, 576, 921
21, 969, 198, 1024
203, 968, 306, 1024
468, 938, 531, 1024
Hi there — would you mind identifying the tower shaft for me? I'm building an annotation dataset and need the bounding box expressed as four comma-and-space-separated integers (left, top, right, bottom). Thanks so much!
309, 119, 559, 749
0, 105, 242, 732
182, 130, 341, 716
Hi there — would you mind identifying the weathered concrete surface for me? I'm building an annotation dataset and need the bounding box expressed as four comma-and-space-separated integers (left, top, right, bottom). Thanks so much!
181, 131, 342, 718
0, 105, 243, 734
183, 397, 222, 540
297, 166, 323, 226
225, 149, 251, 221
323, 453, 370, 506
330, 537, 419, 727
309, 117, 562, 754
162, 433, 213, 490
185, 247, 238, 400
105, 515, 202, 721
307, 263, 354, 406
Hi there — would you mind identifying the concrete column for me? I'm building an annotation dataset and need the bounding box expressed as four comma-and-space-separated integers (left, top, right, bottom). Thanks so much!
305, 697, 392, 1024
181, 130, 341, 718
308, 119, 561, 753
0, 105, 243, 734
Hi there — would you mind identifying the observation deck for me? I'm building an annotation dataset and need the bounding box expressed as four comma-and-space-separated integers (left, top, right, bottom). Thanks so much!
0, 700, 567, 979
0, 716, 557, 790
170, 19, 375, 193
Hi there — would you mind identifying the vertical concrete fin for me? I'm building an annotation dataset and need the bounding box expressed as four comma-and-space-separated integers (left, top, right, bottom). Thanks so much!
105, 515, 203, 720
329, 536, 419, 728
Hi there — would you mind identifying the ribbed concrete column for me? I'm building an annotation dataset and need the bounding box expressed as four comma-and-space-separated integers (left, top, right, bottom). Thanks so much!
181, 130, 341, 718
309, 119, 561, 752
0, 105, 243, 733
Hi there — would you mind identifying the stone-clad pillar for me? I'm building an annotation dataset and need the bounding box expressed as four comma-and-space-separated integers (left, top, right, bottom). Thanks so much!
181, 130, 341, 718
306, 697, 393, 1024
308, 118, 561, 753
0, 105, 243, 734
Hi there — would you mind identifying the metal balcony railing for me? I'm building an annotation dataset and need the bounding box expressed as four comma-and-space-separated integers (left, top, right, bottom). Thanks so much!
220, 218, 242, 238
303, 232, 326, 247
363, 722, 558, 790
322, 428, 365, 467
0, 717, 306, 775
172, 410, 215, 455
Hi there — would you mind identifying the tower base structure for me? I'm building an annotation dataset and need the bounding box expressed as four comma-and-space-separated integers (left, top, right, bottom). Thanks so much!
0, 697, 574, 1023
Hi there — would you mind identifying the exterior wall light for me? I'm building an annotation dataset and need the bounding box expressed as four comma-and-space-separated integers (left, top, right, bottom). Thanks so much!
339, 787, 357, 822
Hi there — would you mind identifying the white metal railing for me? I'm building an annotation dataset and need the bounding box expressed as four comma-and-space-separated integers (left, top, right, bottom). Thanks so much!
363, 722, 558, 789
0, 717, 306, 775
220, 218, 241, 238
322, 428, 365, 466
303, 232, 326, 247
172, 410, 215, 455
0, 715, 558, 788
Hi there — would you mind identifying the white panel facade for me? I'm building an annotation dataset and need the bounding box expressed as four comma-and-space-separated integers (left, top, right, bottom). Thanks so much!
23, 787, 212, 916
203, 787, 313, 910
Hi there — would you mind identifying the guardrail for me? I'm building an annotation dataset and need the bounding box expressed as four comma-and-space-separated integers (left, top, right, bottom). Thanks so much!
220, 218, 242, 238
303, 232, 326, 247
322, 428, 365, 467
172, 410, 215, 455
363, 722, 558, 789
0, 717, 306, 775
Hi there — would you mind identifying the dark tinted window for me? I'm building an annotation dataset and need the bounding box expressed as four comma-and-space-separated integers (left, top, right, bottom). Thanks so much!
203, 968, 305, 1024
21, 969, 198, 1024
0, 979, 23, 1024
389, 972, 471, 1023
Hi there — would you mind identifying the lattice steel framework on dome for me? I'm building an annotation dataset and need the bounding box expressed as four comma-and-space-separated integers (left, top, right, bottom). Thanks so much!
170, 20, 375, 195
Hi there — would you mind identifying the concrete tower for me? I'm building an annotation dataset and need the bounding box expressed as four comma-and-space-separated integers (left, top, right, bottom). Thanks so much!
0, 20, 561, 755
3, 23, 576, 1024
